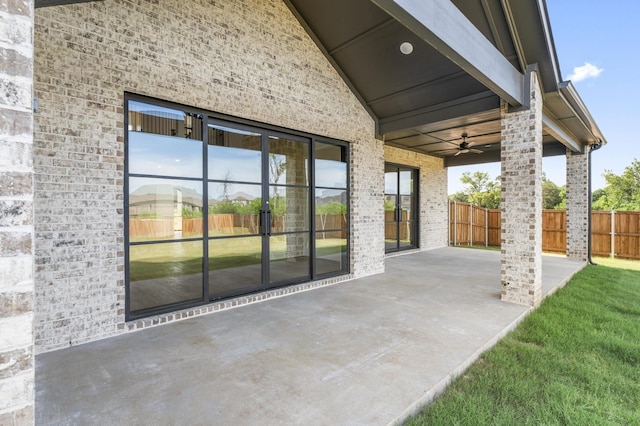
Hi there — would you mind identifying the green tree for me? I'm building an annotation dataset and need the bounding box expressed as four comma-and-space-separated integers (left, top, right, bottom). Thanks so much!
449, 191, 468, 203
383, 199, 396, 211
542, 174, 563, 209
316, 201, 347, 215
237, 198, 262, 215
591, 188, 608, 211
209, 200, 238, 214
595, 159, 640, 211
449, 171, 501, 209
555, 185, 567, 210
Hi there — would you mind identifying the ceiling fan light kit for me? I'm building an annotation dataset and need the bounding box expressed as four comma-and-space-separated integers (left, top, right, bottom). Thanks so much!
455, 133, 483, 156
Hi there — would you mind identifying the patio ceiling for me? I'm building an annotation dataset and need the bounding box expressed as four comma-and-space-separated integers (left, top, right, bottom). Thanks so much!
284, 0, 606, 166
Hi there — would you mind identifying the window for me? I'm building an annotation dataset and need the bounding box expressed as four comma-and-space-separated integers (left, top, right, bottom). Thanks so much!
125, 95, 349, 319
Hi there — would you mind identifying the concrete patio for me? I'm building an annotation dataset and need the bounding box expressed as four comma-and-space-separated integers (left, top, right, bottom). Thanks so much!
35, 247, 585, 425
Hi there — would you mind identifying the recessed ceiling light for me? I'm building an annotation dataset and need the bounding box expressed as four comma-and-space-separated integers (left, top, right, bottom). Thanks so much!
400, 42, 414, 55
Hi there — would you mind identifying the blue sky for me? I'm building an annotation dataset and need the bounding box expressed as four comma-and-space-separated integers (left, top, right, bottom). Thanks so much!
448, 1, 640, 194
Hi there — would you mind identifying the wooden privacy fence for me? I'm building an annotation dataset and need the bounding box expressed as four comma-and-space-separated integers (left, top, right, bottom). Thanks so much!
384, 210, 411, 241
132, 214, 347, 239
449, 201, 640, 260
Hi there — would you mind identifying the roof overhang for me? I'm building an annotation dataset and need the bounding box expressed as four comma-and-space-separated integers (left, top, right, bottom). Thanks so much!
284, 0, 606, 165
39, 0, 605, 161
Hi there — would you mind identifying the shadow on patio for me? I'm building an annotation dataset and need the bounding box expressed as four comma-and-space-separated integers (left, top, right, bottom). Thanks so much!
35, 247, 585, 425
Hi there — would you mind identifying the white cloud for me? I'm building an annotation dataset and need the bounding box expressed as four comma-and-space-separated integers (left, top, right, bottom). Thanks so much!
567, 62, 603, 82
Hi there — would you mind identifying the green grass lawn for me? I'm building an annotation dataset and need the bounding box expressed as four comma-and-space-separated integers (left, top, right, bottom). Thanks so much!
130, 237, 345, 281
406, 256, 640, 425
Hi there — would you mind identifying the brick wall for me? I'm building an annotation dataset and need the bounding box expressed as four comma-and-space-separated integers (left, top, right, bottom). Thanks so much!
0, 0, 35, 422
566, 150, 589, 261
350, 139, 385, 277
499, 71, 543, 307
33, 0, 382, 352
383, 146, 448, 250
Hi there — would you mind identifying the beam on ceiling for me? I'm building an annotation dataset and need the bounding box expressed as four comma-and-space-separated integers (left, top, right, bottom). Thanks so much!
378, 91, 499, 135
481, 0, 506, 54
36, 0, 101, 7
542, 110, 582, 153
372, 0, 525, 107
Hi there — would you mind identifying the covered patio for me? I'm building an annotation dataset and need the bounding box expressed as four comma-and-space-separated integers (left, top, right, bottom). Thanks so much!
36, 247, 585, 425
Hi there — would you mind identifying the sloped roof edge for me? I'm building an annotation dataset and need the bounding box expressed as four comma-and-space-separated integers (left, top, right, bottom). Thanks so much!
504, 0, 606, 148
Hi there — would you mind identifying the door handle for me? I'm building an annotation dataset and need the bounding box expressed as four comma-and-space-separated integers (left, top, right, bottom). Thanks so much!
395, 207, 401, 222
266, 210, 272, 235
259, 210, 265, 236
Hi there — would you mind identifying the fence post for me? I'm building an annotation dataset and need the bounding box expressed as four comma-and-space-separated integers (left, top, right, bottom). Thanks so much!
485, 206, 488, 247
469, 203, 473, 247
611, 210, 615, 258
453, 201, 457, 247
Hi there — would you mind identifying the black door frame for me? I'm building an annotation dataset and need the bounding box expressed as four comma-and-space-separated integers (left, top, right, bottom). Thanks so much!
125, 93, 350, 321
384, 163, 419, 253
206, 118, 313, 301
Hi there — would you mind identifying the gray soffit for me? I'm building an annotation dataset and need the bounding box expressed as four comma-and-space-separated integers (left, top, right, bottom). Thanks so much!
35, 0, 101, 7
371, 0, 525, 107
284, 0, 606, 166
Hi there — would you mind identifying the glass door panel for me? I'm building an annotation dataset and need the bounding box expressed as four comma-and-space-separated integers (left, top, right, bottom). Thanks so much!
385, 165, 399, 252
208, 125, 261, 182
207, 126, 312, 299
269, 186, 309, 233
399, 170, 415, 248
267, 136, 311, 285
208, 124, 264, 300
208, 236, 262, 297
208, 182, 261, 236
385, 165, 418, 253
269, 233, 310, 284
268, 136, 309, 186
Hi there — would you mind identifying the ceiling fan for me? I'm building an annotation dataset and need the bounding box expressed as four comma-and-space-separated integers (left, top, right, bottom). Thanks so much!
454, 133, 483, 156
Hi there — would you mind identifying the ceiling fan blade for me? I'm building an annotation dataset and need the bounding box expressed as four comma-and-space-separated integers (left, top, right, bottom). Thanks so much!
454, 150, 462, 156
469, 148, 484, 154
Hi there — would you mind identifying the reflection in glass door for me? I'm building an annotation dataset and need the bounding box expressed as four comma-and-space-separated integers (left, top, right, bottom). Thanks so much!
126, 96, 348, 319
384, 164, 418, 253
207, 124, 264, 299
206, 124, 311, 300
268, 135, 311, 285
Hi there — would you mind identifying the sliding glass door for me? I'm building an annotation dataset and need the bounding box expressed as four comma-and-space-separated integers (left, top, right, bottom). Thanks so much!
384, 164, 418, 253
